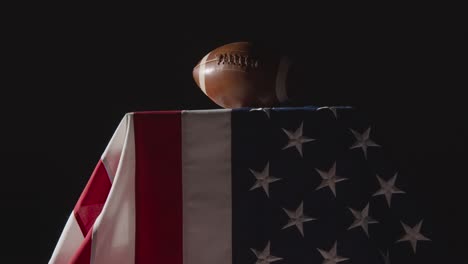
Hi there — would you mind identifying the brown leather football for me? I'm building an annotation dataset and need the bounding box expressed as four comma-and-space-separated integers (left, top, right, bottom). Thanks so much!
193, 41, 296, 109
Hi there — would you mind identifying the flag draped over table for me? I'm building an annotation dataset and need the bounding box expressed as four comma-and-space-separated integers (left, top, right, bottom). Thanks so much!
49, 107, 433, 264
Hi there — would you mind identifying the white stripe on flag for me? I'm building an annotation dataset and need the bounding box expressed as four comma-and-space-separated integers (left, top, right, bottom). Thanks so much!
91, 113, 136, 264
101, 115, 129, 183
49, 213, 84, 264
182, 109, 232, 264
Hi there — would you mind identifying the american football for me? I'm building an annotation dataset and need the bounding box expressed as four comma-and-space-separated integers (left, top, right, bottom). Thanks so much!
192, 42, 299, 109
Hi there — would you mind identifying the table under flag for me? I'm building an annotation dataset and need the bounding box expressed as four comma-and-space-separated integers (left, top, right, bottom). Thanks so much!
49, 106, 433, 264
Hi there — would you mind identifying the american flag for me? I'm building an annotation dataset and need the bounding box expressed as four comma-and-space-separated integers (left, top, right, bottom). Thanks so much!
49, 106, 433, 264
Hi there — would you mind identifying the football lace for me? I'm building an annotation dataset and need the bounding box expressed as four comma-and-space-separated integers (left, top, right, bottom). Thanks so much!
217, 53, 259, 68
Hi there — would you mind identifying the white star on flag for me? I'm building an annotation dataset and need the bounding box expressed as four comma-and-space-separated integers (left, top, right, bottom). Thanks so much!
397, 220, 431, 253
380, 250, 391, 264
282, 122, 315, 157
349, 127, 380, 159
373, 173, 405, 207
249, 162, 281, 197
317, 241, 349, 264
281, 201, 316, 237
250, 241, 283, 264
347, 203, 378, 237
315, 162, 348, 197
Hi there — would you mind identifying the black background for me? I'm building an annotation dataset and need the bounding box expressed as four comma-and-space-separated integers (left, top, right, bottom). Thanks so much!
1, 6, 466, 263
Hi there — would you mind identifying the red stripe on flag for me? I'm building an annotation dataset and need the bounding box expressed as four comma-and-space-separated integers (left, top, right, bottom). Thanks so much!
70, 226, 93, 264
134, 111, 183, 264
74, 160, 112, 236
